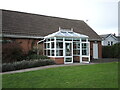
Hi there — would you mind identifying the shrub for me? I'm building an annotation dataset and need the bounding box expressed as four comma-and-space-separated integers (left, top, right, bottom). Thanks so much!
2, 42, 23, 63
2, 59, 55, 72
26, 54, 49, 60
102, 43, 120, 58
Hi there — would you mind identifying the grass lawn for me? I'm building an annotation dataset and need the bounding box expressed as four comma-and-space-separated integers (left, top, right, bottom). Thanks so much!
2, 62, 118, 88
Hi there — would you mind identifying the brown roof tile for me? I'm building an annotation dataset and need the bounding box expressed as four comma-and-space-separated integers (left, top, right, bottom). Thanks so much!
2, 9, 101, 40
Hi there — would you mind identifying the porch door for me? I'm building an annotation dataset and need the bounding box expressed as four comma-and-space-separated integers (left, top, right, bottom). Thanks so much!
93, 43, 98, 59
64, 42, 73, 64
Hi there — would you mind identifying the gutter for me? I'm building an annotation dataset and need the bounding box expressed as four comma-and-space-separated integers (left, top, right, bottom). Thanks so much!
2, 34, 102, 41
2, 34, 44, 39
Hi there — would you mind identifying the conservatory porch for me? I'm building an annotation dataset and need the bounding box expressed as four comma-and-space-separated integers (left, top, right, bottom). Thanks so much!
39, 28, 90, 64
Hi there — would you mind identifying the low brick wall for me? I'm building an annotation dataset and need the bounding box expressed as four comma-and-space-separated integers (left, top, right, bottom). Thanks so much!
50, 57, 64, 64
73, 56, 80, 62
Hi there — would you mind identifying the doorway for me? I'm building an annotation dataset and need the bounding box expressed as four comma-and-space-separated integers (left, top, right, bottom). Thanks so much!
64, 41, 73, 64
93, 43, 98, 59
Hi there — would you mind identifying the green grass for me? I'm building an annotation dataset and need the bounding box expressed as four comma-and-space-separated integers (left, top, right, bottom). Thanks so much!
2, 62, 118, 88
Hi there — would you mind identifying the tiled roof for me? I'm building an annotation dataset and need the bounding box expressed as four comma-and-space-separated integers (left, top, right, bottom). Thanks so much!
2, 9, 101, 40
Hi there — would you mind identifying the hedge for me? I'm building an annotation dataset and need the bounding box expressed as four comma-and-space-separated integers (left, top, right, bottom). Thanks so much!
2, 59, 56, 72
102, 43, 120, 58
25, 54, 49, 60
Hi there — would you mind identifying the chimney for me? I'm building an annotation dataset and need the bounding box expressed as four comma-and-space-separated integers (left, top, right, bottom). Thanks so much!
113, 33, 116, 36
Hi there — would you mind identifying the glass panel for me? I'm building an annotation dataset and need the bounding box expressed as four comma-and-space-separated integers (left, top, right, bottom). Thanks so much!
73, 42, 80, 50
47, 43, 50, 48
51, 50, 54, 56
48, 38, 50, 41
48, 50, 50, 56
56, 37, 63, 41
82, 50, 87, 55
46, 50, 48, 56
82, 43, 89, 55
65, 58, 72, 62
65, 43, 72, 56
51, 38, 54, 41
51, 42, 54, 48
56, 42, 63, 49
73, 42, 80, 55
82, 38, 86, 42
44, 43, 46, 49
56, 50, 63, 56
61, 31, 67, 33
73, 50, 80, 55
73, 38, 80, 41
65, 38, 72, 41
46, 38, 50, 42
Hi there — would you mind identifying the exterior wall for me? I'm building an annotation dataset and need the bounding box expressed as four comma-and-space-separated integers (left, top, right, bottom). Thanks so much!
73, 56, 80, 62
98, 41, 102, 58
3, 37, 40, 54
50, 57, 64, 64
102, 35, 118, 46
90, 41, 102, 59
82, 57, 89, 61
3, 37, 102, 63
38, 43, 44, 55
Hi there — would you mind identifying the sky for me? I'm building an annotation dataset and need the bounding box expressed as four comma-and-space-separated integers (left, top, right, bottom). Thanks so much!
0, 0, 119, 35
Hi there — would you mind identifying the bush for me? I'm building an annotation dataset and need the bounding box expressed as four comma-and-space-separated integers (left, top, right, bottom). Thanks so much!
102, 43, 120, 58
2, 59, 56, 72
25, 54, 49, 60
2, 42, 23, 63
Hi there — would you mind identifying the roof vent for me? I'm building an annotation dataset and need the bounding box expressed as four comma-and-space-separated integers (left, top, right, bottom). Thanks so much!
59, 27, 73, 32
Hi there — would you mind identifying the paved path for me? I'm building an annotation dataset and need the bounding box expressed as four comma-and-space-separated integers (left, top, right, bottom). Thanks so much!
2, 63, 95, 74
2, 58, 118, 74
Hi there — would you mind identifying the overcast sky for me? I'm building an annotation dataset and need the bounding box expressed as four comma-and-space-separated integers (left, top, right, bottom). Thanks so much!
0, 0, 119, 35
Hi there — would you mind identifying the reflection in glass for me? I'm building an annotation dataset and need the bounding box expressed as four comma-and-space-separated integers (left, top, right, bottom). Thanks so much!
65, 43, 72, 56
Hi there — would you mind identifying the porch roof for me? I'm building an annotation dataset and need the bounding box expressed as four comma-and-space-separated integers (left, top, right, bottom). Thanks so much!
44, 29, 89, 38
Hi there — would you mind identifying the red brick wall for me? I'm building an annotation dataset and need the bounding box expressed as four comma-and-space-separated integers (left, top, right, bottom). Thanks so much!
90, 41, 93, 59
3, 37, 102, 60
73, 56, 80, 62
3, 38, 40, 54
50, 57, 64, 64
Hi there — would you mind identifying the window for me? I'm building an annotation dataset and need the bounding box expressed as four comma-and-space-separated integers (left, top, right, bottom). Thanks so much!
65, 38, 72, 41
56, 37, 63, 41
56, 42, 63, 49
56, 41, 63, 56
73, 38, 80, 41
48, 50, 50, 56
51, 38, 54, 41
65, 58, 72, 62
111, 41, 113, 45
108, 41, 110, 46
47, 43, 50, 48
65, 43, 72, 56
73, 42, 80, 55
82, 43, 89, 55
56, 50, 63, 56
51, 50, 54, 56
51, 42, 54, 48
82, 39, 86, 42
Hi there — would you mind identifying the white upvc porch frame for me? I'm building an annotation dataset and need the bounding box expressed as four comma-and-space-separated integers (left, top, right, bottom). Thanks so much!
41, 37, 90, 64
64, 41, 73, 64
